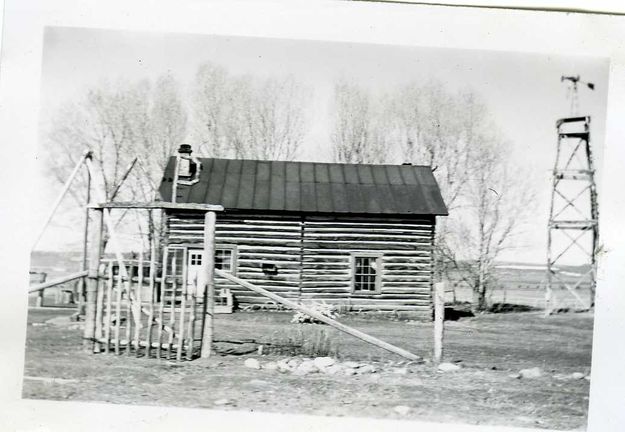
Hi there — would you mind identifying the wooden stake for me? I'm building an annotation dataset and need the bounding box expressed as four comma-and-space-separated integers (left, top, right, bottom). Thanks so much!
114, 268, 122, 355
168, 252, 177, 359
126, 263, 133, 356
200, 211, 216, 359
177, 249, 188, 361
135, 251, 143, 357
94, 264, 105, 353
157, 248, 168, 359
83, 208, 103, 352
433, 282, 445, 364
146, 236, 156, 358
104, 266, 113, 353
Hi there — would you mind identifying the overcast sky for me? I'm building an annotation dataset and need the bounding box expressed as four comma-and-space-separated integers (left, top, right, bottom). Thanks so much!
35, 26, 609, 264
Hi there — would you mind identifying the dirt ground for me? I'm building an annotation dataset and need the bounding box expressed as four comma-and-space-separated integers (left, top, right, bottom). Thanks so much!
22, 308, 592, 430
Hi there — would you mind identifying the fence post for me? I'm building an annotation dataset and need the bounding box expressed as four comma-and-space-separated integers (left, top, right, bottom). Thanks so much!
433, 281, 446, 364
200, 211, 216, 358
83, 208, 103, 352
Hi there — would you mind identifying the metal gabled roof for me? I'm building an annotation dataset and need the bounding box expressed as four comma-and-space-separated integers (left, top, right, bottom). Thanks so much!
158, 157, 448, 216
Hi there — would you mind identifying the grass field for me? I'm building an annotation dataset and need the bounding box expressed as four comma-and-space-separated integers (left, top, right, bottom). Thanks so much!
22, 307, 593, 430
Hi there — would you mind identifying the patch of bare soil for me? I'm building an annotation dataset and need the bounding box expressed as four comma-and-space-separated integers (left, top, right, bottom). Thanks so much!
22, 309, 592, 430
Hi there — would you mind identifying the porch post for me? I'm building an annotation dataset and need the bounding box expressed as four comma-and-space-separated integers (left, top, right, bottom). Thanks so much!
200, 210, 216, 358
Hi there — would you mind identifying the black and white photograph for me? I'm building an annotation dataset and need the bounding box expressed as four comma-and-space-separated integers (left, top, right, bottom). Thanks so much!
3, 2, 625, 432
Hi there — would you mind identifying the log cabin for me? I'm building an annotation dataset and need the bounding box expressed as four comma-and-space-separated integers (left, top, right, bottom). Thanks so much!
158, 145, 447, 319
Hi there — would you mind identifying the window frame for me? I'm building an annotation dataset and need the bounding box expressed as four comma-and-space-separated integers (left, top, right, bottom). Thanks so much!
214, 243, 237, 274
350, 252, 382, 295
185, 244, 238, 275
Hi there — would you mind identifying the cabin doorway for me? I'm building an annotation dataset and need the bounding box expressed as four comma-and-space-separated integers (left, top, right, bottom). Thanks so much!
187, 250, 204, 296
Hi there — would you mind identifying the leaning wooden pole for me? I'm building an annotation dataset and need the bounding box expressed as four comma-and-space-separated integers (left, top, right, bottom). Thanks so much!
200, 211, 216, 358
83, 208, 103, 351
215, 269, 422, 361
32, 150, 91, 251
29, 271, 88, 293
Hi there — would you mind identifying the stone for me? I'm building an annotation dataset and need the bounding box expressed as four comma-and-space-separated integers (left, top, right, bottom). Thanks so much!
313, 357, 335, 369
393, 367, 409, 375
437, 362, 461, 372
357, 364, 377, 374
264, 361, 278, 371
276, 359, 292, 373
344, 368, 357, 376
323, 365, 344, 375
342, 361, 362, 369
570, 372, 585, 380
519, 367, 542, 379
509, 373, 522, 379
584, 375, 591, 382
214, 398, 231, 406
295, 360, 318, 375
244, 358, 261, 370
394, 405, 411, 416
287, 358, 301, 368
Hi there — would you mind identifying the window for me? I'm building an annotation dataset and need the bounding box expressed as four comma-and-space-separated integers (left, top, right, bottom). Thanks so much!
187, 246, 236, 273
215, 248, 234, 272
189, 252, 202, 266
352, 254, 381, 293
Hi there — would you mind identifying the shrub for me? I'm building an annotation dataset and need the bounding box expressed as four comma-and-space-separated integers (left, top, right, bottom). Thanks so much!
291, 302, 339, 324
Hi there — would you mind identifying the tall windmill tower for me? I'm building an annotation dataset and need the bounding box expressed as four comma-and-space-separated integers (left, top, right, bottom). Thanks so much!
546, 75, 599, 313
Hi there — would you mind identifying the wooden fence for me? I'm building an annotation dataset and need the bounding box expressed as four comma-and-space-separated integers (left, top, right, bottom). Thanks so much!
92, 247, 202, 361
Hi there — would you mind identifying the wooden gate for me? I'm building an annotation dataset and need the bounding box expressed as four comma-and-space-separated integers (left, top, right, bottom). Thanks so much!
93, 247, 203, 361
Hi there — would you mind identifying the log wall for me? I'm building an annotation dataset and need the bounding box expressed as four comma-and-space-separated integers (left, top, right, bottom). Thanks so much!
165, 211, 435, 316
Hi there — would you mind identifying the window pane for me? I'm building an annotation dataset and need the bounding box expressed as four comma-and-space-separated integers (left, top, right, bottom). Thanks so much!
354, 256, 377, 292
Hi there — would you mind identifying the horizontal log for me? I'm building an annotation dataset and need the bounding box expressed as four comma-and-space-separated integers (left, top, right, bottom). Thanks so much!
171, 229, 300, 238
304, 226, 432, 233
304, 249, 431, 256
237, 253, 300, 261
304, 219, 431, 227
29, 270, 88, 292
303, 233, 431, 240
238, 245, 300, 252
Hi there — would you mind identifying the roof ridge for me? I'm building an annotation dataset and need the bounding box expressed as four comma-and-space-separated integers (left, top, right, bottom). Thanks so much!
190, 156, 434, 169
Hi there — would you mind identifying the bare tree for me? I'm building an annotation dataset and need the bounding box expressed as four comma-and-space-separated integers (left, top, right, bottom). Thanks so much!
45, 75, 188, 250
443, 135, 535, 311
192, 62, 306, 160
330, 81, 392, 164
328, 79, 536, 310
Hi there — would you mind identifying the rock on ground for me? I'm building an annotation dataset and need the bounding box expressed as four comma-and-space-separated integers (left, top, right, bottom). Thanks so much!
519, 367, 542, 379
244, 358, 261, 369
313, 357, 335, 369
437, 362, 461, 372
394, 405, 412, 415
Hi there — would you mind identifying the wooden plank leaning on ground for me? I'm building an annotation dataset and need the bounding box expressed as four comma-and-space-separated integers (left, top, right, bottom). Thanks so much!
214, 269, 422, 361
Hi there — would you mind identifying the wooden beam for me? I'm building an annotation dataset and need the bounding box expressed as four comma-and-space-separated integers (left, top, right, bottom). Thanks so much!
83, 208, 103, 351
29, 270, 88, 293
215, 269, 422, 361
109, 157, 138, 201
200, 211, 216, 358
32, 150, 91, 250
88, 202, 224, 211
